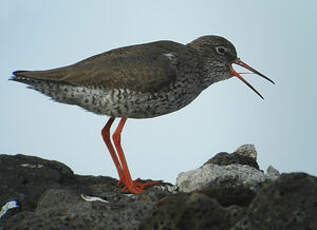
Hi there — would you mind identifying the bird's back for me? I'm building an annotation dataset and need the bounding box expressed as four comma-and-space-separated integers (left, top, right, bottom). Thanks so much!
13, 40, 187, 92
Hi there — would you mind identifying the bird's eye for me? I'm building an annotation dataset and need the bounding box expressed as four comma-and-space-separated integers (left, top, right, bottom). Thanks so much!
216, 46, 226, 55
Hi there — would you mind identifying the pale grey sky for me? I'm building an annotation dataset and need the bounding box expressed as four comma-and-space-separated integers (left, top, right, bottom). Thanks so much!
1, 0, 316, 183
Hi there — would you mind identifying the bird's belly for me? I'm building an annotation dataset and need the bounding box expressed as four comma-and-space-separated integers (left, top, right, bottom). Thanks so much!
29, 81, 200, 118
88, 87, 200, 118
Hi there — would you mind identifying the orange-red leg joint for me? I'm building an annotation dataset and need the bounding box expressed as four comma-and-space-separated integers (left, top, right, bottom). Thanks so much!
101, 117, 160, 194
101, 117, 124, 181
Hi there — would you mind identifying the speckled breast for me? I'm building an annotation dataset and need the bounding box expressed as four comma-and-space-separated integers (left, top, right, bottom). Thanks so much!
29, 76, 201, 119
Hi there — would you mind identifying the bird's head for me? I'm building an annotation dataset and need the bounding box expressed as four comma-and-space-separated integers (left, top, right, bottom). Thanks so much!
188, 35, 274, 99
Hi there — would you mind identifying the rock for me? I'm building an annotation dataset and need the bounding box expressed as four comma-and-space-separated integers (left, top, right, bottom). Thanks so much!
5, 188, 159, 230
235, 144, 257, 159
204, 144, 259, 169
233, 173, 317, 230
198, 184, 256, 207
0, 154, 75, 213
266, 165, 280, 179
1, 146, 316, 230
176, 145, 278, 193
176, 163, 266, 193
0, 154, 170, 230
140, 192, 245, 230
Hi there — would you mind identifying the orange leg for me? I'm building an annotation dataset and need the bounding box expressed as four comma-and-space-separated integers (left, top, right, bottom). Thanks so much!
110, 118, 160, 194
101, 117, 124, 183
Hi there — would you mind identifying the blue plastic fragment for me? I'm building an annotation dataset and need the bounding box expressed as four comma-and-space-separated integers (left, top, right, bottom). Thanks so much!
0, 200, 19, 219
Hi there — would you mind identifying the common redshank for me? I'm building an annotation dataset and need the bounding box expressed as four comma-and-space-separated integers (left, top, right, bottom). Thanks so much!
12, 35, 274, 194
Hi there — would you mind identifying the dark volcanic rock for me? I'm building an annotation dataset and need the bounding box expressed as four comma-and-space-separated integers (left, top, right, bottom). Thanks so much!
0, 154, 168, 229
0, 154, 75, 212
233, 173, 317, 230
205, 152, 259, 170
204, 144, 259, 170
140, 192, 245, 230
5, 188, 161, 230
198, 183, 256, 207
1, 148, 317, 230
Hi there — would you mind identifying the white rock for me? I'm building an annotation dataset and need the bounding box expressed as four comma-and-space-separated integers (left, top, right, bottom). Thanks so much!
266, 165, 280, 180
235, 144, 257, 159
176, 163, 267, 193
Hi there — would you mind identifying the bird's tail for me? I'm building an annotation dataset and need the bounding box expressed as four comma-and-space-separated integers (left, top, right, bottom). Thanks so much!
11, 67, 67, 83
11, 70, 75, 104
10, 70, 93, 109
11, 71, 41, 84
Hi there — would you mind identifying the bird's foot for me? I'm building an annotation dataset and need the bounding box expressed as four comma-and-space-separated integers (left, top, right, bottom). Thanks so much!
117, 178, 124, 186
121, 178, 160, 194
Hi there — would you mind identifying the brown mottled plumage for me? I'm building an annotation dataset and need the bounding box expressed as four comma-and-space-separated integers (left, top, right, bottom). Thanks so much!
14, 41, 193, 92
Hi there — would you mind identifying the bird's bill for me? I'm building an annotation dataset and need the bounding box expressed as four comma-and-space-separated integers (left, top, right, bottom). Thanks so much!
230, 59, 275, 99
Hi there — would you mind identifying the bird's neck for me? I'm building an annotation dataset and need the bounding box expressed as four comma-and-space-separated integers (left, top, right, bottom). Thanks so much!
199, 60, 232, 89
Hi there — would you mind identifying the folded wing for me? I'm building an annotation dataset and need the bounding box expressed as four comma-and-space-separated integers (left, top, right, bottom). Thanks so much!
13, 41, 186, 93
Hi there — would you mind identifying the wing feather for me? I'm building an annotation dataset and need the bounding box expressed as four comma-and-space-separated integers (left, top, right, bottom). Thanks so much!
13, 41, 186, 92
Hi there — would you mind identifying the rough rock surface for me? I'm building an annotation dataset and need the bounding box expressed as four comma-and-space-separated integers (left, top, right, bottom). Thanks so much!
0, 154, 169, 230
176, 145, 275, 193
232, 173, 317, 230
1, 145, 317, 230
204, 144, 259, 169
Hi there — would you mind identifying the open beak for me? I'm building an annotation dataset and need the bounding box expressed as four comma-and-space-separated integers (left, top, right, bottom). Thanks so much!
230, 58, 275, 99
